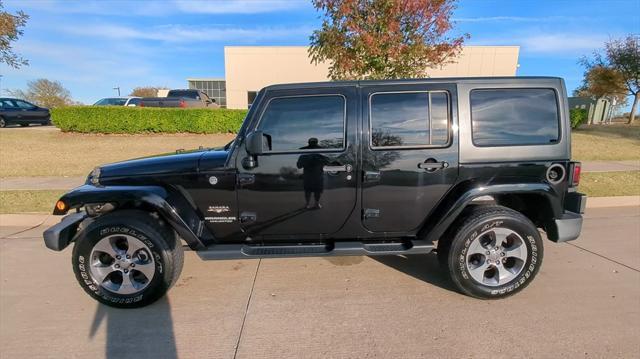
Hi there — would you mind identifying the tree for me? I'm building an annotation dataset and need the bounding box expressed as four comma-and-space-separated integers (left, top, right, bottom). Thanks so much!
0, 0, 29, 69
309, 0, 467, 80
574, 65, 627, 124
130, 86, 166, 97
582, 35, 640, 124
7, 79, 73, 108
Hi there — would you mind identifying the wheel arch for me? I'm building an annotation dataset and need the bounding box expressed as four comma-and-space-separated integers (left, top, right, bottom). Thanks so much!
419, 181, 563, 246
55, 185, 208, 250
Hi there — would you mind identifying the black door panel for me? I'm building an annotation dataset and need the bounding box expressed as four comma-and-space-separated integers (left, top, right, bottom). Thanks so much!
361, 84, 459, 233
237, 87, 359, 241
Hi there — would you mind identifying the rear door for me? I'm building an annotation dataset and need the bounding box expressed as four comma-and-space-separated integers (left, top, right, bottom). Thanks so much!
236, 87, 358, 240
360, 83, 459, 233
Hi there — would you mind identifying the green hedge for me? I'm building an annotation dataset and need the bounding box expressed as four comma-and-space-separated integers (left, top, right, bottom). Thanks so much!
52, 106, 248, 134
570, 108, 588, 129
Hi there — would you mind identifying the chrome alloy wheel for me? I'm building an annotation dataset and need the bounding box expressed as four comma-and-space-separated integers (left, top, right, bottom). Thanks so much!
465, 227, 528, 287
89, 234, 155, 295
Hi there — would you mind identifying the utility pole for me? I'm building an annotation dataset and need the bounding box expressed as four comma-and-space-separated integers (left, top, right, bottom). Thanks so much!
113, 86, 120, 96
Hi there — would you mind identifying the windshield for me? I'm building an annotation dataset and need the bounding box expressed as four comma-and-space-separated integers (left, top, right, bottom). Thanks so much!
94, 98, 127, 106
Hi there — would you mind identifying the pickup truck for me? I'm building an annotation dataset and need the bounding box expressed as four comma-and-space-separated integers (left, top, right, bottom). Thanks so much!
43, 77, 585, 308
139, 89, 219, 108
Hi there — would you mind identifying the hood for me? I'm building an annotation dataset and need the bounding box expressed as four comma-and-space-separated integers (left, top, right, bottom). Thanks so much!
98, 148, 228, 180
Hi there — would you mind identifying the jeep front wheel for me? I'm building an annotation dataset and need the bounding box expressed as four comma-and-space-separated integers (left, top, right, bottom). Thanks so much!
72, 210, 184, 308
442, 206, 543, 299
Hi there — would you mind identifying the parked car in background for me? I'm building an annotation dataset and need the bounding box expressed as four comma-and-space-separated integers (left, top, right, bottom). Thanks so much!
93, 97, 141, 107
139, 89, 219, 108
0, 98, 51, 128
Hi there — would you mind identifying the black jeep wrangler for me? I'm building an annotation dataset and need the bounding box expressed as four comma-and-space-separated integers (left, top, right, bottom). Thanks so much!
44, 77, 586, 308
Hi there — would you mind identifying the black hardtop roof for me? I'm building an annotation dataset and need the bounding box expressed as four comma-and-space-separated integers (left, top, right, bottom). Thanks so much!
263, 76, 563, 91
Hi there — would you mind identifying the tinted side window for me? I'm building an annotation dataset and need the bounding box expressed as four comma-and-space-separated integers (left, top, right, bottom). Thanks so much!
0, 100, 15, 109
169, 90, 198, 99
258, 95, 345, 152
370, 91, 449, 148
15, 100, 35, 109
470, 89, 560, 146
110, 99, 127, 106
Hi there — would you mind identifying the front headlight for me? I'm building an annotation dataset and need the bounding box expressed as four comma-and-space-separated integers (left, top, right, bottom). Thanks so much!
87, 167, 101, 186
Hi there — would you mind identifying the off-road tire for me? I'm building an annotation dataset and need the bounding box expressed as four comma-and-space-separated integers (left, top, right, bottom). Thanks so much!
72, 210, 184, 308
439, 205, 543, 299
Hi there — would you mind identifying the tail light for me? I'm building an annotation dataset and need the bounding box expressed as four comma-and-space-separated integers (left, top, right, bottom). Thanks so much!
571, 162, 581, 187
179, 99, 186, 108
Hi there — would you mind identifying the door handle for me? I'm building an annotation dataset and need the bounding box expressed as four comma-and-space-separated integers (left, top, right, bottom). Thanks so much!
323, 164, 352, 173
418, 160, 449, 171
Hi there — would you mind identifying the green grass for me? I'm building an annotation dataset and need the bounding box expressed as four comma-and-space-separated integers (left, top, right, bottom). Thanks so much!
579, 171, 640, 197
572, 123, 640, 161
0, 128, 235, 177
0, 190, 65, 214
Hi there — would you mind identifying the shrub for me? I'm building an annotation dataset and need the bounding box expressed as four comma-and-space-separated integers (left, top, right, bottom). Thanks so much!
570, 108, 588, 129
51, 106, 248, 134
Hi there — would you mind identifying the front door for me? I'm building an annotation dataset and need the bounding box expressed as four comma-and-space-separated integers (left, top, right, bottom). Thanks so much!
360, 83, 459, 233
236, 87, 358, 241
13, 99, 45, 122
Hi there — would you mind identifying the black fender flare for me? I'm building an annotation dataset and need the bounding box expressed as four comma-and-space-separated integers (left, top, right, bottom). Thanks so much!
55, 185, 206, 250
420, 182, 562, 243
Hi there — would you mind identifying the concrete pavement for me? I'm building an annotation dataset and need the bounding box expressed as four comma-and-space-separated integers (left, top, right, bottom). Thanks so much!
581, 160, 639, 173
0, 176, 85, 191
1, 206, 639, 358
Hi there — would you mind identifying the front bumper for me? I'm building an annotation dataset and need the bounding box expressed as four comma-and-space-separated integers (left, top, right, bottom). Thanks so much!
43, 212, 87, 251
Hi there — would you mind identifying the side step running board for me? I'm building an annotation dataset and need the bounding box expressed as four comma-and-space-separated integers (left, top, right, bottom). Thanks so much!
196, 240, 434, 260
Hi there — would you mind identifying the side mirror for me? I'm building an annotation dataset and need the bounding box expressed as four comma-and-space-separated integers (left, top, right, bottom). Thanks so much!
245, 131, 270, 155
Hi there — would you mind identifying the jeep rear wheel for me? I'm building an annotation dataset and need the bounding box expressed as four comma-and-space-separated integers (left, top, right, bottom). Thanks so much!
72, 210, 184, 308
441, 206, 543, 299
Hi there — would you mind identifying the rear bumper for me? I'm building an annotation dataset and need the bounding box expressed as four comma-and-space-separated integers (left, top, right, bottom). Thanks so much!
43, 212, 87, 251
548, 193, 586, 243
552, 211, 583, 242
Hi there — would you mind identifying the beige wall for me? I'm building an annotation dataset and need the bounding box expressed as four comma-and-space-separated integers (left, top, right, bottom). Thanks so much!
224, 46, 519, 109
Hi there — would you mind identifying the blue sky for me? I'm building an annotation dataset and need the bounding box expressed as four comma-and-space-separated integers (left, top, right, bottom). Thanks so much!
1, 0, 639, 105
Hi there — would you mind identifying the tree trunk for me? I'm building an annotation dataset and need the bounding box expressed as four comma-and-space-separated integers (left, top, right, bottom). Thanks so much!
629, 93, 639, 124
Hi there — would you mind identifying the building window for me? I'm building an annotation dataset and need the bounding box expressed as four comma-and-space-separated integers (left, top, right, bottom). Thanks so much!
247, 91, 257, 108
470, 88, 560, 147
369, 91, 450, 148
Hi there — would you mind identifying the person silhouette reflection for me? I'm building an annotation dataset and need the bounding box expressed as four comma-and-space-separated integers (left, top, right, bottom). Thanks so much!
297, 138, 329, 209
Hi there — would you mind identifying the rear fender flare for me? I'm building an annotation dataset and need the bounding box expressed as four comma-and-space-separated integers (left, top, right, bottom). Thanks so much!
421, 183, 561, 244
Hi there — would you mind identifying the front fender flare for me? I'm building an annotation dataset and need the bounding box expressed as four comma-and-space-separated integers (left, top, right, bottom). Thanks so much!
55, 185, 205, 250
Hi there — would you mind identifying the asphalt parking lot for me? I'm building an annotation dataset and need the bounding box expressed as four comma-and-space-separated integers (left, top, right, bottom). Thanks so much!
1, 206, 639, 358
